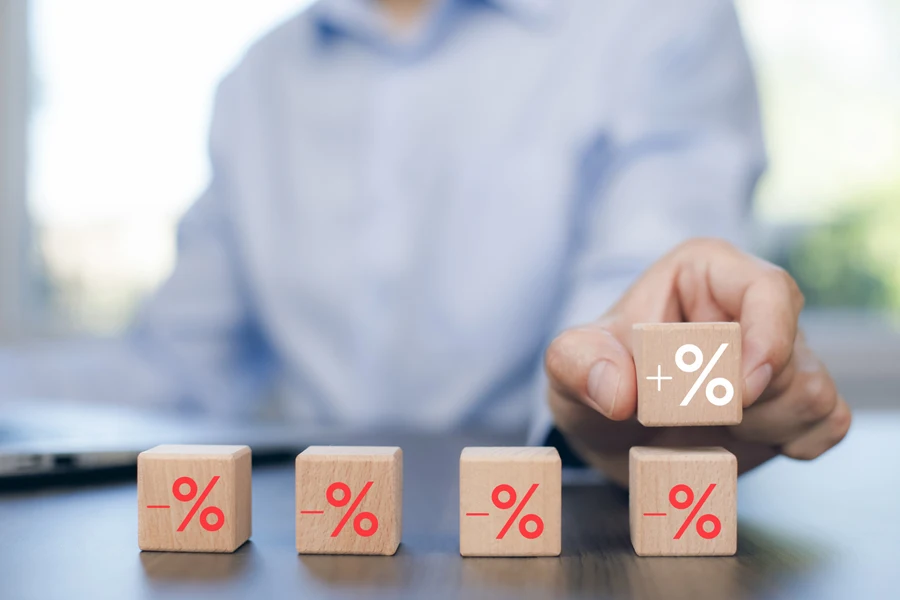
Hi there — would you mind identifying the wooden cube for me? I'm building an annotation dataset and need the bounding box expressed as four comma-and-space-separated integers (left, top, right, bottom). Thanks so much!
634, 322, 742, 426
295, 446, 402, 555
137, 445, 251, 553
459, 447, 561, 557
629, 446, 737, 556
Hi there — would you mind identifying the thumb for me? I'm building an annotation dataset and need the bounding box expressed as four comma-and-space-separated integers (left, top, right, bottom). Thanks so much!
544, 319, 638, 421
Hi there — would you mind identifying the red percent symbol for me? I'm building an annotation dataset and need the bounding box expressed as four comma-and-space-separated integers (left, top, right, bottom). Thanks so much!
299, 481, 379, 538
146, 476, 225, 532
643, 483, 721, 540
465, 483, 543, 540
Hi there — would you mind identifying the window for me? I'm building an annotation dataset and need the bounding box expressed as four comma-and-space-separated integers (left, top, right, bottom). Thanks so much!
27, 0, 311, 333
11, 0, 900, 340
737, 0, 900, 311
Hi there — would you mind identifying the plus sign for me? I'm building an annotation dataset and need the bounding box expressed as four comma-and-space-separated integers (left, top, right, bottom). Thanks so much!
646, 365, 673, 391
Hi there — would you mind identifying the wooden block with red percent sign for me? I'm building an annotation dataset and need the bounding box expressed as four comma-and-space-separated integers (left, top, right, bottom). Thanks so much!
459, 447, 561, 557
630, 446, 737, 556
138, 445, 251, 553
295, 446, 402, 555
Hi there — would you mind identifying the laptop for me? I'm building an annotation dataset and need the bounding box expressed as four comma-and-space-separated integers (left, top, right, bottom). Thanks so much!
0, 399, 337, 478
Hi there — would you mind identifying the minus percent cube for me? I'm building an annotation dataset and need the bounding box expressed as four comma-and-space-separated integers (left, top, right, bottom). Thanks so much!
295, 446, 402, 555
459, 447, 561, 557
634, 322, 742, 426
137, 445, 252, 553
629, 446, 737, 556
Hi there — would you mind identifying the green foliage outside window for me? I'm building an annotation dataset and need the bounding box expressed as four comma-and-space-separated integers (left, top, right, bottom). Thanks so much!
772, 183, 900, 311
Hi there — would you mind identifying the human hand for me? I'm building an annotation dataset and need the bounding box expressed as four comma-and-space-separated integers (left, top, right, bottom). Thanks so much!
545, 239, 851, 486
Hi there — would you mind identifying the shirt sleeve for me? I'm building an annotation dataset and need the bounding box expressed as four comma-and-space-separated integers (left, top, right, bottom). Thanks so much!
0, 74, 276, 418
529, 0, 766, 445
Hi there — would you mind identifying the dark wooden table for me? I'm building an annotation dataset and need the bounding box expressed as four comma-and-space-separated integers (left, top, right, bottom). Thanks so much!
0, 412, 897, 600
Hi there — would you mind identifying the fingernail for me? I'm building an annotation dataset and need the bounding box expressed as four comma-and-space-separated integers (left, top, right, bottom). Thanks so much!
745, 363, 773, 403
587, 361, 620, 416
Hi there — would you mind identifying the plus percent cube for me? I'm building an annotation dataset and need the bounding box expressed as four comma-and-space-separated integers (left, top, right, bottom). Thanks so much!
295, 446, 402, 555
137, 444, 251, 553
634, 322, 742, 426
459, 447, 561, 557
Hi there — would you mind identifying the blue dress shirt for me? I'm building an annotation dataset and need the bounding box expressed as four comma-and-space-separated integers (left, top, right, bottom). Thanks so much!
0, 0, 764, 441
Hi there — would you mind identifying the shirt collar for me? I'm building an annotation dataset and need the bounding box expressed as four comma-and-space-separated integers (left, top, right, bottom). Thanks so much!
309, 0, 556, 45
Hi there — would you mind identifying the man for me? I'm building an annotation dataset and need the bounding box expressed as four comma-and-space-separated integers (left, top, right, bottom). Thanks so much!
0, 0, 849, 482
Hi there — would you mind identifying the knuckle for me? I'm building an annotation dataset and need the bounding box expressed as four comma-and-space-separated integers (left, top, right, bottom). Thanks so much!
794, 283, 806, 311
783, 270, 805, 310
795, 374, 838, 422
828, 401, 852, 445
760, 265, 790, 289
768, 332, 798, 369
764, 265, 805, 310
782, 399, 851, 461
675, 237, 735, 257
781, 443, 821, 461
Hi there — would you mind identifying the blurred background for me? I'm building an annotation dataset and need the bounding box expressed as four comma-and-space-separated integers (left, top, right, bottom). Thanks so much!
0, 0, 898, 403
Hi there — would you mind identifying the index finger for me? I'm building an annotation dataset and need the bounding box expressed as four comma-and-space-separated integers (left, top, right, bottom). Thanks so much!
669, 240, 804, 406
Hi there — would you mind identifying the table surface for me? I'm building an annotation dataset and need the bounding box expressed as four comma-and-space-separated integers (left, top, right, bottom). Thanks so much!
0, 411, 897, 600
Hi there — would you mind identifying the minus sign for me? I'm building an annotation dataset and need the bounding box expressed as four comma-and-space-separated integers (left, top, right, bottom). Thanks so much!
300, 510, 325, 514
643, 513, 667, 517
147, 505, 170, 509
465, 512, 490, 516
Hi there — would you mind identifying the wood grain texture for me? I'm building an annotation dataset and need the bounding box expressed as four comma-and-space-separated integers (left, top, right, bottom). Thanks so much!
634, 322, 742, 426
295, 446, 402, 555
0, 416, 897, 599
137, 445, 251, 553
629, 446, 736, 556
459, 447, 561, 557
